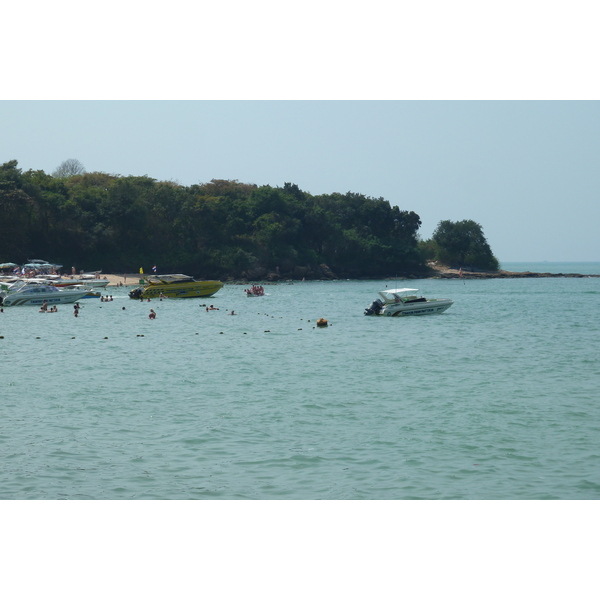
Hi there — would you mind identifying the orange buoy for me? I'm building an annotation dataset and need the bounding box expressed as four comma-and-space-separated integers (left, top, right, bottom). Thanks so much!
316, 318, 328, 327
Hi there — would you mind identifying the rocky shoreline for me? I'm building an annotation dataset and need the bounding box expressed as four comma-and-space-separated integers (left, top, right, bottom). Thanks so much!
428, 266, 600, 279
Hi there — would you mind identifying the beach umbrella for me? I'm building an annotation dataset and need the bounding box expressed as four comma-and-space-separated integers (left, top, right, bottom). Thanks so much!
0, 262, 17, 269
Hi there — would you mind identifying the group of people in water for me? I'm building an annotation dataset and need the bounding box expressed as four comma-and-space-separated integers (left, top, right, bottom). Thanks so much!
37, 300, 84, 316
137, 293, 167, 302
33, 290, 242, 319
39, 301, 59, 313
245, 285, 265, 296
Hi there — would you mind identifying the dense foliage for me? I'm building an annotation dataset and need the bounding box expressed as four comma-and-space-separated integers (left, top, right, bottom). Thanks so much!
0, 160, 430, 280
420, 219, 499, 271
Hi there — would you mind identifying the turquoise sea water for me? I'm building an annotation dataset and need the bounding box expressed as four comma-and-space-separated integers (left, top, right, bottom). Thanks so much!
1, 262, 599, 499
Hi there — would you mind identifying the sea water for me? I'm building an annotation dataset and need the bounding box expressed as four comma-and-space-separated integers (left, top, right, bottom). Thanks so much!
1, 263, 599, 499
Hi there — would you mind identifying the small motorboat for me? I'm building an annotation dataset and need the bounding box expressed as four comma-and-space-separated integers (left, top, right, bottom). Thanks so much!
245, 285, 265, 297
364, 288, 453, 317
0, 280, 90, 307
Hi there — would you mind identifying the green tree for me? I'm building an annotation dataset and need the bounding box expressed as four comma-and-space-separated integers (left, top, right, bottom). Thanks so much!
0, 160, 35, 259
431, 219, 499, 270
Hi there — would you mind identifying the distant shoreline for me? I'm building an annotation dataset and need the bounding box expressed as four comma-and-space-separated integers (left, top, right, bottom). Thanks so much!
104, 268, 600, 286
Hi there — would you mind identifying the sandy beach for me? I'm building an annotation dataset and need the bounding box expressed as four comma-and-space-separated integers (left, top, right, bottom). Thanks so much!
105, 274, 142, 286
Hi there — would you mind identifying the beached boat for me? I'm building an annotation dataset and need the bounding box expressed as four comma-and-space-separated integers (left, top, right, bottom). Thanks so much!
128, 274, 223, 300
364, 288, 453, 317
0, 280, 90, 307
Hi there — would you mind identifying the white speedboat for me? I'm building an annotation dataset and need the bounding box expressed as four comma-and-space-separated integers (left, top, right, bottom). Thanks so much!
364, 288, 453, 317
0, 280, 90, 307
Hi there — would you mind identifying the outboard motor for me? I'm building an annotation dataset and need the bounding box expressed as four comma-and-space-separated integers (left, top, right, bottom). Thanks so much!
129, 287, 143, 300
364, 298, 383, 315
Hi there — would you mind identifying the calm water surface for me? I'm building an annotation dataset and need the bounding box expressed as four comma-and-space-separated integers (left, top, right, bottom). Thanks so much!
1, 263, 599, 499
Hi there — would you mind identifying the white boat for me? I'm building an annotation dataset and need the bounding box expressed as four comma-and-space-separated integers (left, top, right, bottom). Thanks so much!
45, 274, 110, 288
364, 288, 453, 317
0, 280, 90, 307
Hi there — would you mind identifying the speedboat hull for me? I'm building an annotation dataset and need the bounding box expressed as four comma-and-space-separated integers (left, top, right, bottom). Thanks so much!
378, 298, 453, 316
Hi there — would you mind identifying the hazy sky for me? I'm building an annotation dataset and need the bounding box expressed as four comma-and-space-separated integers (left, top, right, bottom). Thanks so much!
2, 100, 598, 263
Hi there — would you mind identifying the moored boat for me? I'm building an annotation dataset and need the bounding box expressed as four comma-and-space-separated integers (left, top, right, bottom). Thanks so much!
46, 274, 110, 288
0, 280, 90, 307
364, 288, 453, 317
128, 274, 223, 300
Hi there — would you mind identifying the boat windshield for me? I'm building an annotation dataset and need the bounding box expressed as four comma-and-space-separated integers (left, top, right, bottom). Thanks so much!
7, 281, 59, 293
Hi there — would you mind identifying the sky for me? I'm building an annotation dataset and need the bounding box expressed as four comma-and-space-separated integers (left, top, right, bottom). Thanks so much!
2, 100, 599, 263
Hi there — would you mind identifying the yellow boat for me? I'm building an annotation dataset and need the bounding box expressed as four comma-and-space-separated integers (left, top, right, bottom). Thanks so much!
129, 274, 223, 300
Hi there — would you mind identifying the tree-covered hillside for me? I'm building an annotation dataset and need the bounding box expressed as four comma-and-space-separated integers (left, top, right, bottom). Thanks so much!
0, 161, 428, 279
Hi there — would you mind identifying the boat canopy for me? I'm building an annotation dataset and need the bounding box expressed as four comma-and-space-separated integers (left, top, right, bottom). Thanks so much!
378, 288, 419, 302
146, 274, 194, 284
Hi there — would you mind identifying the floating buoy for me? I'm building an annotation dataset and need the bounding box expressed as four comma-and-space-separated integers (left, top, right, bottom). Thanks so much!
316, 318, 328, 327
